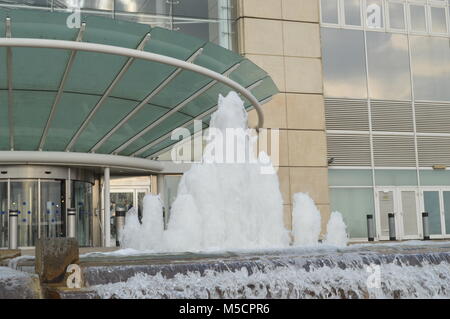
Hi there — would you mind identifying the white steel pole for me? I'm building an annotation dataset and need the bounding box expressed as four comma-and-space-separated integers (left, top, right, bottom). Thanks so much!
104, 167, 111, 247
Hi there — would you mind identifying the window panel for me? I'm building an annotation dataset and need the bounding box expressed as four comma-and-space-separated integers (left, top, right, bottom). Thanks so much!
424, 191, 442, 235
409, 4, 427, 32
366, 32, 411, 100
410, 35, 450, 102
330, 188, 375, 238
321, 28, 367, 98
321, 0, 339, 24
344, 0, 361, 26
388, 1, 405, 30
430, 6, 448, 34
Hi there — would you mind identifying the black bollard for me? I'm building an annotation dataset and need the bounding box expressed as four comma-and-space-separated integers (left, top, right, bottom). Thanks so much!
388, 213, 396, 241
422, 212, 430, 240
367, 214, 375, 242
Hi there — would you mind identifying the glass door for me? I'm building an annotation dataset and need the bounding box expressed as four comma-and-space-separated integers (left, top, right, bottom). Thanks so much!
376, 189, 396, 240
398, 189, 420, 239
376, 188, 420, 240
40, 180, 64, 239
0, 182, 7, 247
444, 191, 450, 236
423, 190, 444, 237
10, 180, 38, 247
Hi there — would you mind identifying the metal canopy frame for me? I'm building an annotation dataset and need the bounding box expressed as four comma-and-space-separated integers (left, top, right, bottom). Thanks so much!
0, 38, 266, 159
0, 151, 163, 172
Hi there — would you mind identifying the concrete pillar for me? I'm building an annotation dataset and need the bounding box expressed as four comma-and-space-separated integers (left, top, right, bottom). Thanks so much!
103, 167, 110, 247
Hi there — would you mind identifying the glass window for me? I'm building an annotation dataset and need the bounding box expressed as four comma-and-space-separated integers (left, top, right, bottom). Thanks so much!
321, 28, 368, 98
328, 169, 373, 187
162, 175, 181, 225
420, 170, 450, 186
330, 188, 375, 238
374, 170, 418, 186
366, 0, 384, 28
40, 181, 63, 239
424, 191, 442, 235
0, 182, 7, 248
137, 191, 146, 222
444, 191, 450, 235
344, 0, 361, 26
53, 0, 113, 11
388, 2, 405, 30
321, 0, 339, 24
409, 4, 427, 32
366, 32, 411, 100
73, 181, 92, 247
410, 35, 450, 102
172, 0, 215, 20
430, 6, 448, 34
114, 0, 168, 15
10, 181, 38, 247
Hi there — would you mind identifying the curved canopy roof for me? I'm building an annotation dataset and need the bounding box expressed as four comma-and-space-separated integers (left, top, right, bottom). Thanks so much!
0, 8, 278, 160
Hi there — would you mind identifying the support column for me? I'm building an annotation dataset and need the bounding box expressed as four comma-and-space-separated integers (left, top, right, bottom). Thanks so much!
103, 167, 110, 247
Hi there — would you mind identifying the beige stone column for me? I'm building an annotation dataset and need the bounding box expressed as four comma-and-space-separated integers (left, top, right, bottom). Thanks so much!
236, 0, 330, 234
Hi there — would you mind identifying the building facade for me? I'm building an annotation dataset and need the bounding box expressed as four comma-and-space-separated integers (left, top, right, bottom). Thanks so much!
1, 0, 449, 248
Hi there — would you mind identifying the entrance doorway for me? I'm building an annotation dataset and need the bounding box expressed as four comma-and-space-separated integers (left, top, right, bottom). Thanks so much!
375, 187, 421, 240
421, 188, 450, 239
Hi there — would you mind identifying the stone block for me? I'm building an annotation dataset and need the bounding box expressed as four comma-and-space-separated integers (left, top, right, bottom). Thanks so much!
35, 238, 79, 284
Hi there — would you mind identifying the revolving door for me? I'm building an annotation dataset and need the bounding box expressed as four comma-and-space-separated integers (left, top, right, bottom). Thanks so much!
0, 166, 94, 248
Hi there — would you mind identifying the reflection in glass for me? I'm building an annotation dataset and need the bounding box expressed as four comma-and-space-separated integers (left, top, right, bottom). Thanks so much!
321, 0, 339, 24
163, 175, 181, 226
430, 6, 448, 34
424, 191, 442, 235
0, 0, 51, 7
114, 0, 168, 15
53, 0, 112, 10
73, 181, 92, 247
10, 181, 38, 247
138, 191, 146, 222
366, 32, 411, 100
388, 2, 405, 30
40, 181, 63, 239
330, 188, 374, 238
410, 5, 426, 32
411, 36, 450, 102
321, 28, 367, 98
0, 183, 7, 248
344, 0, 361, 26
173, 0, 216, 20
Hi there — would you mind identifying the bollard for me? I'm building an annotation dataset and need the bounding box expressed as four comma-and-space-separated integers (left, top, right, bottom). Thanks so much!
367, 214, 375, 242
115, 205, 127, 247
8, 209, 18, 249
67, 208, 76, 239
422, 212, 430, 240
388, 213, 396, 241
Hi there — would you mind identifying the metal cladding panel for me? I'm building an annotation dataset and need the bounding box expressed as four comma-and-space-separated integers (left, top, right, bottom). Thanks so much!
327, 134, 371, 167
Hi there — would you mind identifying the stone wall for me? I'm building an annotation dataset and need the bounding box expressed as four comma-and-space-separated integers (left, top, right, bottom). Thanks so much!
235, 0, 330, 233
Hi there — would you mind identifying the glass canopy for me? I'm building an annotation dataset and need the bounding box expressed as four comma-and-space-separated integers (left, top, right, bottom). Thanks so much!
0, 8, 278, 159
